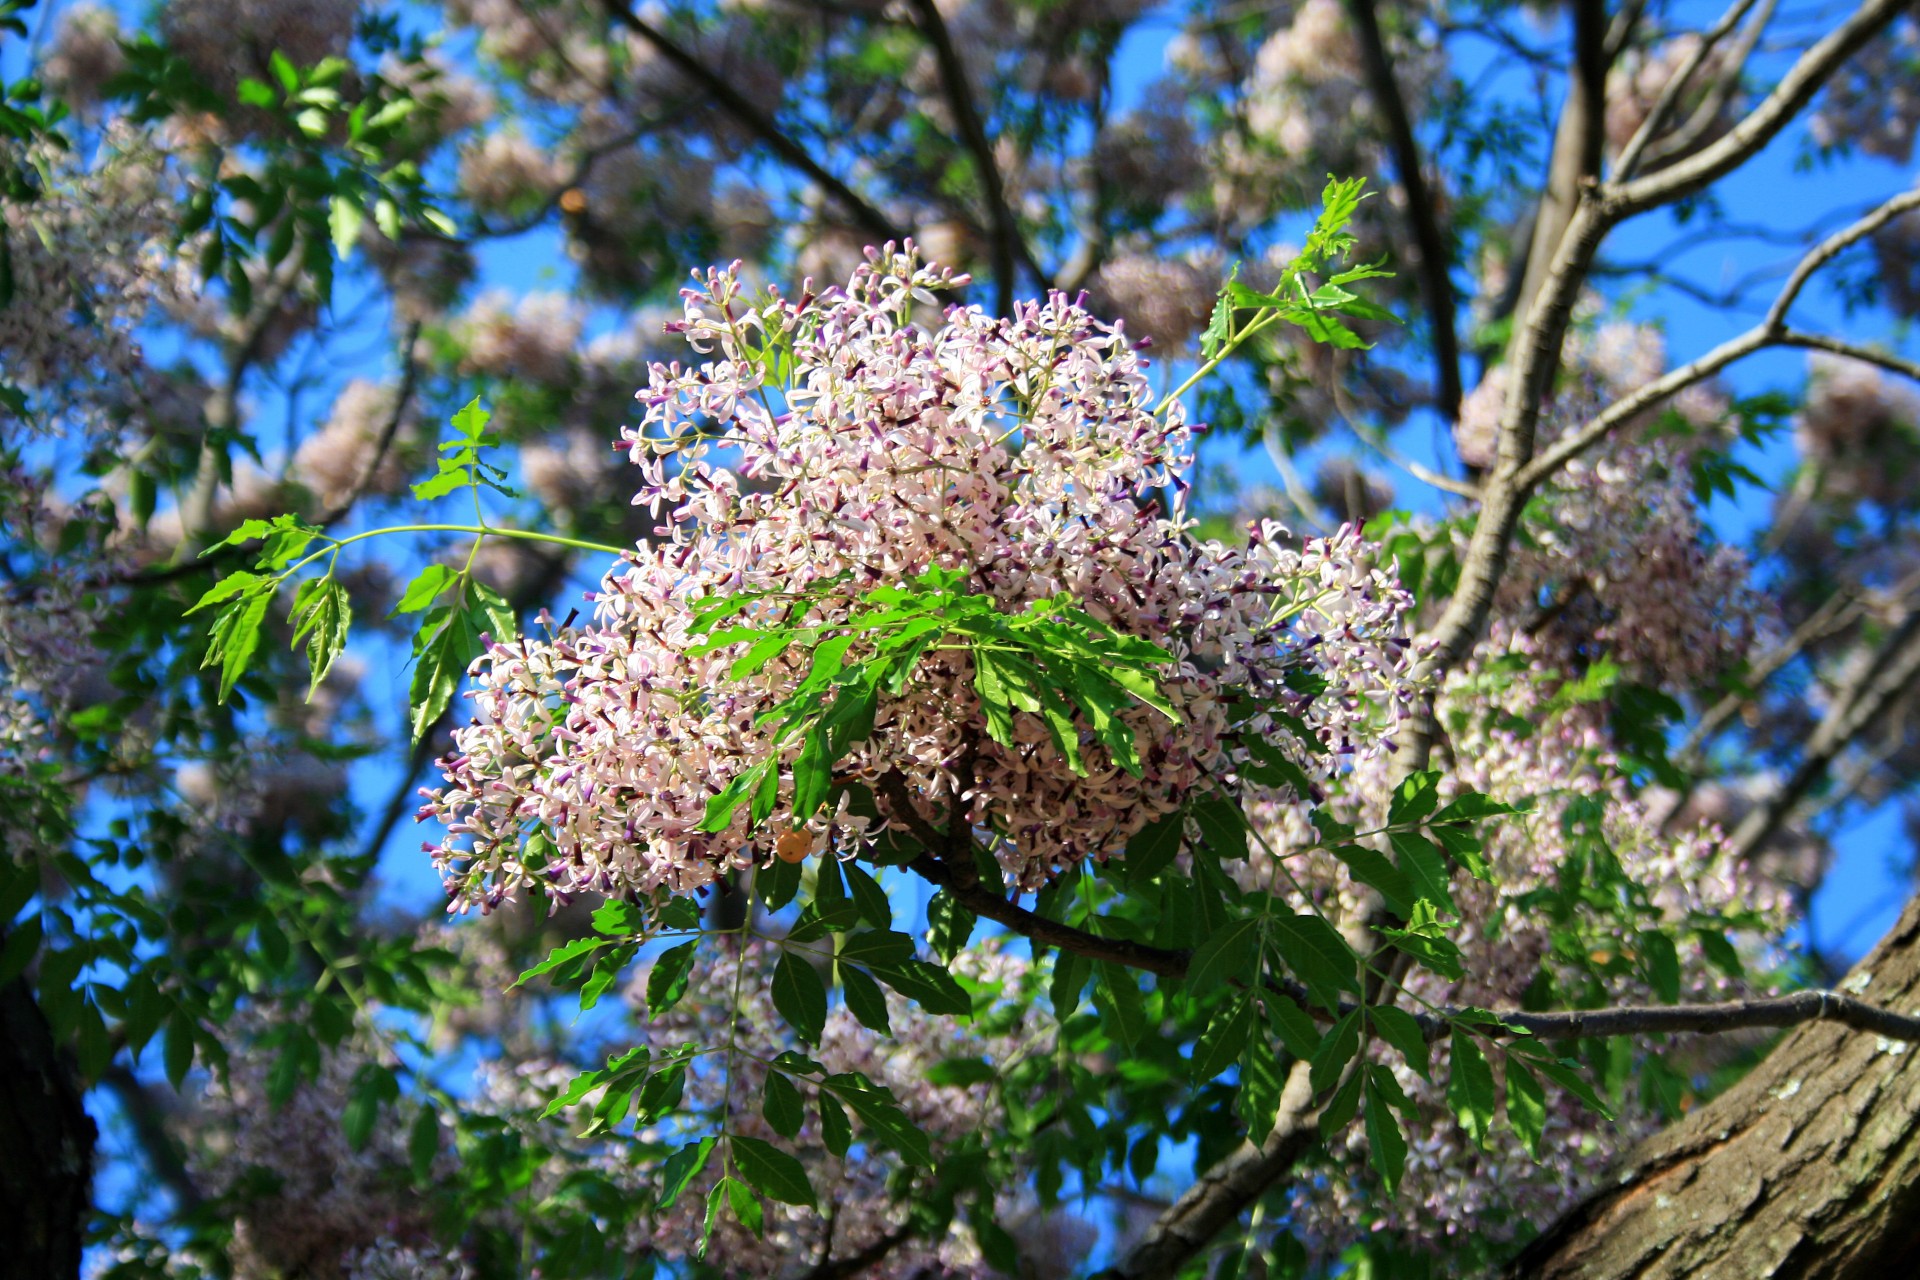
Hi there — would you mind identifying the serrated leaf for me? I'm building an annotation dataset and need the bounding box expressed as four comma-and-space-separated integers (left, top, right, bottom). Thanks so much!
391, 565, 458, 617
1639, 930, 1681, 1004
771, 952, 828, 1044
1193, 994, 1254, 1082
868, 957, 971, 1016
1389, 770, 1442, 826
1447, 1028, 1497, 1149
730, 1134, 815, 1207
823, 1073, 933, 1166
1270, 913, 1360, 1010
1309, 1008, 1362, 1096
1389, 831, 1457, 915
1191, 794, 1248, 860
1329, 843, 1414, 916
1368, 1005, 1431, 1080
1262, 991, 1322, 1060
1187, 915, 1261, 992
1049, 950, 1088, 1020
1239, 1032, 1287, 1144
1317, 1062, 1364, 1140
513, 936, 605, 988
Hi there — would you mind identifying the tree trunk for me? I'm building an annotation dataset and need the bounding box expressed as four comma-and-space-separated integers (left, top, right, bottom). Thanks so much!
1509, 895, 1920, 1279
0, 950, 95, 1280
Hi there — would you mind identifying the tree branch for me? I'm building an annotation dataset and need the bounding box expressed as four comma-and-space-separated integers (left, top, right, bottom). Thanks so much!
907, 0, 1046, 313
1607, 0, 1911, 219
1611, 0, 1763, 181
1344, 0, 1462, 420
1518, 187, 1920, 490
597, 0, 903, 247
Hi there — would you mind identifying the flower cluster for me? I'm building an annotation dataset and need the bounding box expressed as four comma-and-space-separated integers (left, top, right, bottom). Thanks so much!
424, 250, 1419, 908
1258, 631, 1790, 1246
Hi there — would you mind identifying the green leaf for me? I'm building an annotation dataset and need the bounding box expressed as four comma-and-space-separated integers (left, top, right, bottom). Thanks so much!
838, 963, 891, 1034
470, 580, 518, 643
1191, 794, 1248, 860
1192, 994, 1254, 1083
1124, 811, 1185, 885
730, 1134, 816, 1207
925, 1057, 996, 1087
660, 1137, 716, 1210
867, 957, 971, 1016
1388, 770, 1442, 826
1506, 1059, 1547, 1158
823, 1073, 934, 1166
202, 582, 274, 702
290, 577, 352, 700
771, 952, 828, 1044
1309, 1008, 1362, 1096
646, 942, 698, 1016
716, 1175, 762, 1237
1511, 1047, 1616, 1121
927, 891, 975, 963
390, 565, 454, 615
1368, 1005, 1431, 1080
842, 861, 890, 929
818, 1092, 852, 1157
1317, 1063, 1364, 1140
1430, 791, 1524, 825
1365, 1068, 1410, 1193
1270, 913, 1360, 1010
1639, 930, 1681, 1004
513, 936, 606, 988
409, 606, 482, 744
1378, 901, 1465, 981
328, 196, 363, 260
1049, 951, 1089, 1020
342, 1063, 398, 1152
1096, 961, 1148, 1051
408, 1105, 439, 1183
1447, 1029, 1497, 1149
165, 1011, 195, 1089
1262, 991, 1322, 1060
1329, 843, 1414, 916
1187, 916, 1261, 992
1389, 831, 1457, 915
1239, 1032, 1287, 1144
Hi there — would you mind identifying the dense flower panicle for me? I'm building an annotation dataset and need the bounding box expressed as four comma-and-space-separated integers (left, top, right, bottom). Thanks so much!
1, 132, 180, 440
1084, 253, 1220, 351
423, 250, 1420, 908
1795, 351, 1920, 511
1810, 16, 1920, 163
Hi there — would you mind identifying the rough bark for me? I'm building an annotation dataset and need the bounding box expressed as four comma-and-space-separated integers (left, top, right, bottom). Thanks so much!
1509, 893, 1920, 1279
0, 940, 96, 1280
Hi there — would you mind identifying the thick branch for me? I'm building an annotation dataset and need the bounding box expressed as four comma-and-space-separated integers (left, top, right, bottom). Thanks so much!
1344, 0, 1462, 420
598, 0, 902, 247
907, 0, 1046, 313
1, 930, 95, 1280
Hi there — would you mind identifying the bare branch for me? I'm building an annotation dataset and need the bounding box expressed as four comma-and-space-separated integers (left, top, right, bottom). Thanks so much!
1519, 187, 1920, 490
598, 0, 903, 246
1728, 608, 1920, 861
313, 323, 424, 528
1344, 0, 1463, 420
1607, 0, 1911, 219
1611, 0, 1765, 181
1090, 1061, 1321, 1280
